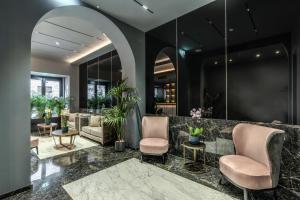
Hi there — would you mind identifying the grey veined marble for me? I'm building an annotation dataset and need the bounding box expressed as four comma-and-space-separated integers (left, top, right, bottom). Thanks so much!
63, 158, 237, 200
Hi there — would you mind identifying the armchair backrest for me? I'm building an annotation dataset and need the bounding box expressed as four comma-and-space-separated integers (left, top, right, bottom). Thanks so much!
233, 123, 285, 187
142, 116, 169, 140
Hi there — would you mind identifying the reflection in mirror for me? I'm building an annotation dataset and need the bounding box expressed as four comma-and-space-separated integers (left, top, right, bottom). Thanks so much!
227, 0, 300, 123
153, 50, 177, 116
79, 49, 122, 113
177, 0, 225, 118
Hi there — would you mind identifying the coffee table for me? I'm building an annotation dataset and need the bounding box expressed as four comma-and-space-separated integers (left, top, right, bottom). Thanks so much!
37, 123, 57, 136
182, 141, 206, 171
52, 129, 79, 150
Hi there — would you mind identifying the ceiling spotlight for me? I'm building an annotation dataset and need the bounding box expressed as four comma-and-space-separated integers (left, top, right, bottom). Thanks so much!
96, 5, 100, 8
229, 28, 234, 32
195, 49, 202, 53
214, 61, 218, 65
133, 0, 153, 14
256, 53, 261, 58
229, 58, 233, 62
55, 41, 60, 46
275, 50, 280, 54
142, 5, 148, 10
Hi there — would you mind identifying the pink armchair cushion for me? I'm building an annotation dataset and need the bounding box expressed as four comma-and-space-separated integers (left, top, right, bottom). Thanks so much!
233, 123, 283, 168
140, 138, 168, 155
142, 116, 169, 140
220, 155, 272, 190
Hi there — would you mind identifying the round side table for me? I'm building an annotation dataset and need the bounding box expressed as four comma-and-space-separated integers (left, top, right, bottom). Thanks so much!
37, 123, 57, 136
52, 129, 79, 150
181, 141, 206, 171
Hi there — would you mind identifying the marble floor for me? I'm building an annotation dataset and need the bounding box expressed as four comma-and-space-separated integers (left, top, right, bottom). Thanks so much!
3, 145, 295, 200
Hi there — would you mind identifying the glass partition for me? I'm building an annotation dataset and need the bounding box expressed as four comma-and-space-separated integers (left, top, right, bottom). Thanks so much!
80, 50, 122, 112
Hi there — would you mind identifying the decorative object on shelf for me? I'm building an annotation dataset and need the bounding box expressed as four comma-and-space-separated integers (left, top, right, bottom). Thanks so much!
44, 108, 52, 125
188, 125, 204, 145
103, 79, 140, 152
61, 115, 69, 133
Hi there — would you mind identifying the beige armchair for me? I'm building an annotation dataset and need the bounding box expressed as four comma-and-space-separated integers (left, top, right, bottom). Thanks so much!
219, 123, 285, 200
140, 116, 169, 163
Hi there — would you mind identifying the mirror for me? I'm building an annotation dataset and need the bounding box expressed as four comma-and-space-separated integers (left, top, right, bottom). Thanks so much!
153, 49, 177, 116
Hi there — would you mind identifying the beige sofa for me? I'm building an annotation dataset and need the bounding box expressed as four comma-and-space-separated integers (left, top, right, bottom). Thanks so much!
79, 115, 112, 145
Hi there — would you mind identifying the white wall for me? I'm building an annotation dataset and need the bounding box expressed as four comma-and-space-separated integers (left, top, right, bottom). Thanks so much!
31, 56, 79, 111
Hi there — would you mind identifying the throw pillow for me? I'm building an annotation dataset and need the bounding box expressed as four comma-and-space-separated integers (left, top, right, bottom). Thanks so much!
89, 115, 101, 127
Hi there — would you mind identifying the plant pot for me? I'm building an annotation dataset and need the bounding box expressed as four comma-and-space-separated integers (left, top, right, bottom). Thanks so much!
62, 127, 69, 133
189, 135, 200, 145
115, 140, 125, 152
45, 119, 51, 125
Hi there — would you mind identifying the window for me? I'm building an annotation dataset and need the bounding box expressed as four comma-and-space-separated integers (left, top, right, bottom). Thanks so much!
45, 80, 60, 98
31, 78, 42, 96
31, 75, 63, 97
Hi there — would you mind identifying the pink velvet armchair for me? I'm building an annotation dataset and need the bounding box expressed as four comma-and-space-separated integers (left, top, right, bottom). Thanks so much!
139, 116, 169, 163
219, 123, 285, 200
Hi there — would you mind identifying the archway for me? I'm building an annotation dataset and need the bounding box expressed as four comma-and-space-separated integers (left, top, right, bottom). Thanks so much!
34, 5, 136, 87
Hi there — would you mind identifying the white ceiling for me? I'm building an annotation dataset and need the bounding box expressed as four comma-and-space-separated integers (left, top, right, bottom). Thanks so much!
31, 16, 112, 63
32, 1, 214, 62
83, 0, 214, 31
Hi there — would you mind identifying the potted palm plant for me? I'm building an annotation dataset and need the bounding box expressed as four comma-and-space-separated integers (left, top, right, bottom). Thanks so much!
31, 95, 47, 119
103, 79, 140, 152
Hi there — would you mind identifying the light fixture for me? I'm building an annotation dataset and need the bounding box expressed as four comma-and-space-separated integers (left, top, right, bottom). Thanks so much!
229, 58, 233, 62
154, 68, 175, 75
55, 41, 60, 46
195, 49, 202, 53
133, 0, 154, 14
96, 5, 100, 8
66, 37, 112, 63
275, 50, 280, 55
214, 61, 218, 65
229, 28, 234, 32
142, 5, 148, 10
256, 53, 261, 58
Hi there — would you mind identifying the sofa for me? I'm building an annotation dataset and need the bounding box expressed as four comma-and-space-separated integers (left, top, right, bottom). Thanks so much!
79, 115, 112, 145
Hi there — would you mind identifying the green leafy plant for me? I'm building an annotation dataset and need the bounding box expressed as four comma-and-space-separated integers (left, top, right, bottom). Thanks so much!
54, 97, 66, 116
31, 95, 47, 119
103, 79, 140, 141
61, 115, 68, 128
188, 126, 204, 137
88, 96, 108, 110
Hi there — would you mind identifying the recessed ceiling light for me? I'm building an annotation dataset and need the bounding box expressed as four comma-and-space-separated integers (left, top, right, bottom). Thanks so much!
96, 5, 100, 8
55, 41, 60, 46
275, 50, 280, 54
214, 61, 218, 65
133, 0, 153, 14
256, 53, 261, 58
229, 58, 233, 62
229, 28, 234, 32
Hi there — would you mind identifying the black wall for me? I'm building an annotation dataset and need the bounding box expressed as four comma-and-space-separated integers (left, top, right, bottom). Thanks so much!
145, 0, 300, 124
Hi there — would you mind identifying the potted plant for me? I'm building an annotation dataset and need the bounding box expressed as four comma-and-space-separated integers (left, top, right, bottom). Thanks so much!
103, 79, 140, 152
188, 126, 204, 145
44, 108, 52, 125
31, 95, 47, 119
61, 114, 69, 133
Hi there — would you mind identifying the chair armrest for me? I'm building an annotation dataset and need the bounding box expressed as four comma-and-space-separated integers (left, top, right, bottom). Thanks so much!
79, 116, 89, 131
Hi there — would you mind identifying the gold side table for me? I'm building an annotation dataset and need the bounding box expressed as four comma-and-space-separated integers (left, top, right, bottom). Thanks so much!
182, 141, 206, 171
